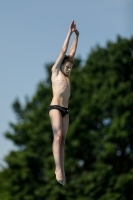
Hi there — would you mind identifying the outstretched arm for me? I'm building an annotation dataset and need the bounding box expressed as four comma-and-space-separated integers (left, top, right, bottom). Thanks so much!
52, 20, 76, 73
69, 24, 79, 60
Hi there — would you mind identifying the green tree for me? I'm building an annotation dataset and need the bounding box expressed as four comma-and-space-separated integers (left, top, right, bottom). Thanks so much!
0, 36, 133, 200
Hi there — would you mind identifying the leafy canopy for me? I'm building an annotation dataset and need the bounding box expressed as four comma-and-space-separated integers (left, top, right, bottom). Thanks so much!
0, 36, 133, 200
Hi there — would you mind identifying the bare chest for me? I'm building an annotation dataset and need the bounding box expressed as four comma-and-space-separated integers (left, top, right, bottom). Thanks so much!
52, 73, 70, 93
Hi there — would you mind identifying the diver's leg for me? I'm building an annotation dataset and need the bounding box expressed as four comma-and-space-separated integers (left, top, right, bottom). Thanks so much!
49, 109, 63, 183
60, 114, 69, 185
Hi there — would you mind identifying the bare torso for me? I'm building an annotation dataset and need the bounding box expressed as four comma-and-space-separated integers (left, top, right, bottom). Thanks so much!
50, 71, 70, 107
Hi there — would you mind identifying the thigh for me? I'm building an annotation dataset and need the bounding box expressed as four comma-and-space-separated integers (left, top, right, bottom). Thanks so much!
49, 109, 62, 135
62, 114, 69, 138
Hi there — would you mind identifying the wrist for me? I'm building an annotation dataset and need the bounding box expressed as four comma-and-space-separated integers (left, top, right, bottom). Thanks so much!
74, 29, 79, 36
68, 30, 72, 35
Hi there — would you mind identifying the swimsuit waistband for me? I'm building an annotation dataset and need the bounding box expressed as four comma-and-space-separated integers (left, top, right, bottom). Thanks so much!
50, 105, 68, 109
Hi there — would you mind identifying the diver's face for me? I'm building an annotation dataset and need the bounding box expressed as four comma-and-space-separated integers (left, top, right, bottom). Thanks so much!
61, 61, 73, 76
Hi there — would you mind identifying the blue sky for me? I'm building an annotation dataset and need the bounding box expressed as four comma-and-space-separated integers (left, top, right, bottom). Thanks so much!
0, 0, 133, 167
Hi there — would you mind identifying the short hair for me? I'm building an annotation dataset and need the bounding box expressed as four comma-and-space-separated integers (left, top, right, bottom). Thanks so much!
61, 55, 74, 65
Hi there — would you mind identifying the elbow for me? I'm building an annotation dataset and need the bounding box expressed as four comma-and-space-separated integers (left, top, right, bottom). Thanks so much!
69, 52, 75, 58
62, 48, 67, 54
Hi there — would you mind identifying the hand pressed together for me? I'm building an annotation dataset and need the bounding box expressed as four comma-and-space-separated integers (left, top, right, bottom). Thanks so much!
69, 20, 79, 36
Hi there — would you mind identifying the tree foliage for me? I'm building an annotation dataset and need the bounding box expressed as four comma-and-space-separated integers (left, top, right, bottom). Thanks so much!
0, 36, 133, 200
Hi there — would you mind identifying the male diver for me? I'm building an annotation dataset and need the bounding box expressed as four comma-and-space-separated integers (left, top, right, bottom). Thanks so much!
49, 20, 79, 185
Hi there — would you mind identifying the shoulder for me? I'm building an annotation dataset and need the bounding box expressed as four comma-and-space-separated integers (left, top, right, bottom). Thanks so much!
51, 68, 63, 81
51, 63, 61, 75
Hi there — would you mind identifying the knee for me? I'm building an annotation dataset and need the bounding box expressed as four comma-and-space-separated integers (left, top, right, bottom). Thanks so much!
54, 130, 62, 141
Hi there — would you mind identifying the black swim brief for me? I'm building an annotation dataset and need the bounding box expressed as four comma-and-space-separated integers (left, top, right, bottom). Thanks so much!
49, 105, 69, 117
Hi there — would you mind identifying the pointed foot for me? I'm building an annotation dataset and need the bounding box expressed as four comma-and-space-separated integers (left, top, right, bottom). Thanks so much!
57, 180, 64, 185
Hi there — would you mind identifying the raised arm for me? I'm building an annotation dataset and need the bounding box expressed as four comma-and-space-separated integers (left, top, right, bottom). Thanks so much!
52, 20, 76, 73
69, 24, 79, 60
